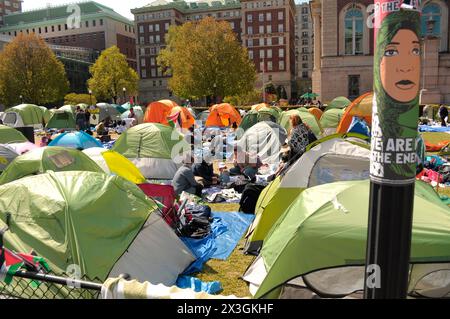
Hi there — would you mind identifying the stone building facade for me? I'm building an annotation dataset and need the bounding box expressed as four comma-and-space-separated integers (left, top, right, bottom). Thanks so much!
295, 2, 314, 95
0, 0, 22, 26
311, 0, 450, 104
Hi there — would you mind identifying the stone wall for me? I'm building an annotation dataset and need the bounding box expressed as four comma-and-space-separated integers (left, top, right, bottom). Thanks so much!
439, 54, 450, 104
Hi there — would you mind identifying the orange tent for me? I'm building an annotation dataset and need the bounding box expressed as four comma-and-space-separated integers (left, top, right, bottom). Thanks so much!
336, 92, 373, 134
169, 106, 195, 129
308, 107, 323, 122
143, 100, 178, 125
205, 103, 242, 127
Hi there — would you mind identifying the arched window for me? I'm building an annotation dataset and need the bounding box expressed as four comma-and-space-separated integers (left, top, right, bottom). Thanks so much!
421, 3, 442, 37
344, 8, 364, 55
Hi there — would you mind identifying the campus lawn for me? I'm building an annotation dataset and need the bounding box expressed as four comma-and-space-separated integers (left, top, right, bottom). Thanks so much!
193, 203, 254, 298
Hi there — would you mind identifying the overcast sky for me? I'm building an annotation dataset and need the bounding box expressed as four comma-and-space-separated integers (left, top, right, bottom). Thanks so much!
23, 0, 309, 20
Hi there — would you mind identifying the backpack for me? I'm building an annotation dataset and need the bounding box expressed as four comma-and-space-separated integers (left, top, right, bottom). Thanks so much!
239, 184, 266, 214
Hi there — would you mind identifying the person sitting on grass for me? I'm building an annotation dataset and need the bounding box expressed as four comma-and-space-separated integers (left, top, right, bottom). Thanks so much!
193, 157, 219, 187
172, 154, 204, 197
230, 147, 262, 181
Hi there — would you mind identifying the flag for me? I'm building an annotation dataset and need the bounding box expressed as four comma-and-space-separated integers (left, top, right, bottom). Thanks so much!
0, 231, 50, 285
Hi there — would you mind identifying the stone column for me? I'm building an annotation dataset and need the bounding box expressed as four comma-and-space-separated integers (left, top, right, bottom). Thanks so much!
420, 36, 442, 105
311, 0, 322, 96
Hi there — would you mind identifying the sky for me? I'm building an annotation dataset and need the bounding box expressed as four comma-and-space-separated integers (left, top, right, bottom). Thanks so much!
23, 0, 309, 20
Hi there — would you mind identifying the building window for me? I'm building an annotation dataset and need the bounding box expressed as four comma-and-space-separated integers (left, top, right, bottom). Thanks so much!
279, 37, 284, 45
278, 11, 284, 20
267, 25, 272, 33
155, 24, 160, 32
302, 55, 308, 61
267, 49, 272, 58
279, 48, 284, 58
153, 81, 156, 87
259, 25, 264, 34
260, 61, 264, 72
302, 71, 308, 78
140, 37, 145, 44
149, 24, 154, 32
139, 25, 144, 33
266, 12, 271, 21
248, 26, 253, 35
302, 31, 308, 37
150, 35, 154, 43
140, 48, 145, 55
100, 19, 104, 26
348, 75, 360, 99
247, 14, 252, 22
52, 26, 55, 32
259, 13, 264, 22
278, 24, 284, 33
280, 61, 285, 71
151, 69, 156, 77
248, 38, 253, 47
344, 8, 364, 55
155, 35, 160, 43
151, 57, 155, 65
421, 3, 441, 37
302, 7, 308, 14
260, 50, 265, 59
302, 63, 308, 69
141, 58, 146, 67
159, 80, 163, 86
248, 50, 253, 59
302, 39, 308, 45
141, 70, 147, 78
85, 21, 89, 28
165, 22, 170, 30
267, 38, 272, 46
230, 22, 235, 29
267, 61, 273, 71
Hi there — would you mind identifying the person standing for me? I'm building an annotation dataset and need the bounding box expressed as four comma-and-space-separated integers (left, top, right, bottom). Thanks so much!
288, 114, 310, 160
439, 105, 448, 127
75, 107, 86, 131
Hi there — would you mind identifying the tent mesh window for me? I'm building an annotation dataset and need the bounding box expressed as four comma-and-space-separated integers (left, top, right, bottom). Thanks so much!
0, 272, 102, 299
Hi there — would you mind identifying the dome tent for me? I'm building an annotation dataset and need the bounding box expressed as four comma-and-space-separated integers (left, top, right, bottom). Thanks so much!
237, 121, 287, 165
244, 180, 450, 299
0, 171, 195, 298
3, 104, 51, 128
325, 96, 352, 111
83, 147, 146, 184
336, 92, 373, 134
206, 103, 242, 128
239, 105, 281, 131
319, 108, 345, 136
0, 144, 19, 172
245, 134, 370, 255
46, 110, 76, 130
143, 100, 178, 125
112, 123, 189, 179
49, 131, 103, 150
0, 125, 28, 144
278, 108, 323, 138
0, 146, 103, 186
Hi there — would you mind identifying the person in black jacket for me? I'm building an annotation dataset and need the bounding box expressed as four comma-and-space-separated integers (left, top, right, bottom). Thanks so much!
193, 160, 218, 187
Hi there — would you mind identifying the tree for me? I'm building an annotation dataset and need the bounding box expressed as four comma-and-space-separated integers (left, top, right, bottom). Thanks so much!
64, 93, 97, 106
0, 33, 69, 107
224, 89, 262, 107
88, 46, 138, 103
158, 17, 256, 101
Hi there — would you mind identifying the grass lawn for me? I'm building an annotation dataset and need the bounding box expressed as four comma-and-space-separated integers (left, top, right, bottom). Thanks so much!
193, 203, 255, 298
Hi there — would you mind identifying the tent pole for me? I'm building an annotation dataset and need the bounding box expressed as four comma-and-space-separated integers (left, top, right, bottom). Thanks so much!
364, 1, 421, 299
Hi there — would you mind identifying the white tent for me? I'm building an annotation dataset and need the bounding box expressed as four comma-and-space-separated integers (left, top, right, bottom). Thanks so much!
237, 121, 287, 165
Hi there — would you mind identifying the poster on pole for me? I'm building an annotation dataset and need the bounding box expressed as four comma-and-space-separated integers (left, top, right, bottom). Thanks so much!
370, 0, 422, 185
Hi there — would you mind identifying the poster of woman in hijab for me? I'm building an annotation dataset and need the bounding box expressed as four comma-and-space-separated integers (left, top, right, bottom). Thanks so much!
370, 1, 422, 185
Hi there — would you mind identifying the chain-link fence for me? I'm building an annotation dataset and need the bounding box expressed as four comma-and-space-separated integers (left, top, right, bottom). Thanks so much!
0, 270, 102, 299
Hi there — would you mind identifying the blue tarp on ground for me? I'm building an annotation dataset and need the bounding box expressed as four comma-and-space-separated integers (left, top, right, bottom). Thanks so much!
419, 125, 450, 133
176, 276, 223, 295
181, 212, 255, 274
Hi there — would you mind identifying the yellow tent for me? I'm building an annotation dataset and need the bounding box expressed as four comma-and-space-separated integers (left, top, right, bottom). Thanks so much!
83, 148, 146, 184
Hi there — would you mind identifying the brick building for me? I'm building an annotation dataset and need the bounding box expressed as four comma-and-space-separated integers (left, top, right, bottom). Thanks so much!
0, 1, 137, 71
132, 0, 297, 103
0, 0, 22, 26
311, 0, 450, 104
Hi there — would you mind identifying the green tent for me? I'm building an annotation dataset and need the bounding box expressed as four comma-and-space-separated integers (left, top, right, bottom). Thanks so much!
244, 180, 450, 299
59, 105, 76, 114
46, 110, 76, 130
320, 108, 345, 135
112, 123, 188, 179
325, 96, 351, 111
240, 107, 282, 131
0, 171, 195, 298
3, 104, 51, 127
245, 135, 370, 255
0, 146, 103, 185
278, 108, 323, 138
0, 125, 27, 144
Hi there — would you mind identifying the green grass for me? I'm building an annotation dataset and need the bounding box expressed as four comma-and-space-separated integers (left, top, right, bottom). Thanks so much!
192, 203, 254, 298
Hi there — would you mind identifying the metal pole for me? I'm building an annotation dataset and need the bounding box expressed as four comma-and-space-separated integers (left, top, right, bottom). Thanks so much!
364, 0, 422, 299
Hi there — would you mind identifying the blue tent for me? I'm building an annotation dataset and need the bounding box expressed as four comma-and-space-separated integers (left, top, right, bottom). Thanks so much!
347, 116, 371, 137
49, 131, 103, 150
